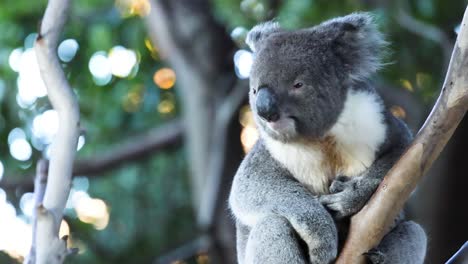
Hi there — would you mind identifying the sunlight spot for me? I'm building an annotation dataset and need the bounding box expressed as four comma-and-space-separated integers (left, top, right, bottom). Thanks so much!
32, 109, 59, 145
75, 196, 110, 230
240, 126, 259, 153
234, 50, 253, 79
77, 135, 85, 151
16, 48, 48, 107
59, 220, 70, 239
58, 39, 79, 62
108, 46, 138, 78
0, 189, 6, 203
0, 161, 4, 182
153, 68, 176, 89
400, 79, 413, 92
19, 192, 34, 218
390, 105, 407, 119
8, 48, 23, 72
8, 128, 26, 145
158, 99, 175, 114
239, 105, 255, 128
89, 51, 112, 85
9, 138, 32, 161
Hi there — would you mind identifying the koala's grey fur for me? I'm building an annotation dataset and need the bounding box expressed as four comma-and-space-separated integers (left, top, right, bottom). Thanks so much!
229, 13, 427, 264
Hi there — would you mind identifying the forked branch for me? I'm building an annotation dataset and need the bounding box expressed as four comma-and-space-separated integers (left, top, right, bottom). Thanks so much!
28, 0, 80, 263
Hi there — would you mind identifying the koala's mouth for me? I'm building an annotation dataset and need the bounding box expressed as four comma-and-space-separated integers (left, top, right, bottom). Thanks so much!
262, 116, 297, 141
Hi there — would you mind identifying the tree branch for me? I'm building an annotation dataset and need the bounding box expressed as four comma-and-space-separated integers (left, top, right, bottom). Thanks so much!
336, 5, 468, 263
24, 159, 48, 264
32, 0, 80, 262
2, 120, 183, 191
197, 79, 248, 227
73, 119, 183, 175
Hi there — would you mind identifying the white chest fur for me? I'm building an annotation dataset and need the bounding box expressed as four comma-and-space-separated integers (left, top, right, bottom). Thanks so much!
264, 90, 387, 194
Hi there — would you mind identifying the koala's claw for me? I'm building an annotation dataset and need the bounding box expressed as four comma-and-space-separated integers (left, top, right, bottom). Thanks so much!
363, 248, 386, 264
329, 175, 351, 193
318, 194, 349, 219
320, 176, 363, 219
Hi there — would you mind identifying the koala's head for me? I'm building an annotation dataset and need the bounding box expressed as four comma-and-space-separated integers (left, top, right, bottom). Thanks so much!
247, 13, 386, 142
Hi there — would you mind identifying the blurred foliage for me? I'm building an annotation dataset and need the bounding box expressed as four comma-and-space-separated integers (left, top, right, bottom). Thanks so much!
0, 0, 466, 263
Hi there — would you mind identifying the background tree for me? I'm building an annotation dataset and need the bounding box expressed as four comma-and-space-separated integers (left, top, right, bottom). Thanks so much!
0, 0, 466, 263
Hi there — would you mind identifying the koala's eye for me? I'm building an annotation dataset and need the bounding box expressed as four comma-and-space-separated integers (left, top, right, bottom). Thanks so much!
293, 82, 303, 89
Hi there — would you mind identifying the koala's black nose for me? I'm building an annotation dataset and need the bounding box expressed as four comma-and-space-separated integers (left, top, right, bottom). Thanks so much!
256, 87, 280, 122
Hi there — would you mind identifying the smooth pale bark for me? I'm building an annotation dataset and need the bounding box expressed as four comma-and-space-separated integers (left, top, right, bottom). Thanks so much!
336, 5, 468, 263
29, 0, 80, 263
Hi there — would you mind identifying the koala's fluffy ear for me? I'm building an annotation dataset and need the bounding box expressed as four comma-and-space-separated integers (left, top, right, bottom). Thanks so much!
246, 21, 282, 52
319, 13, 387, 81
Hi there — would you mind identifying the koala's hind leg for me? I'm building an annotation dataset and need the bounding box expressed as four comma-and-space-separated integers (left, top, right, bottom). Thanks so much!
244, 215, 308, 264
366, 220, 427, 264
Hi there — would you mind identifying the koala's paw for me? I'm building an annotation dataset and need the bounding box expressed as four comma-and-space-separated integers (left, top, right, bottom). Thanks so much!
363, 248, 386, 264
319, 176, 364, 219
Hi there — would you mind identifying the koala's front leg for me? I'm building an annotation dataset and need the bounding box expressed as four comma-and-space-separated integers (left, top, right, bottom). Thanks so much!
319, 149, 402, 219
230, 143, 338, 263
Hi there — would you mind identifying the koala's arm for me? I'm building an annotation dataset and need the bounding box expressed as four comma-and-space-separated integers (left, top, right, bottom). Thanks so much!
230, 141, 338, 262
320, 113, 412, 218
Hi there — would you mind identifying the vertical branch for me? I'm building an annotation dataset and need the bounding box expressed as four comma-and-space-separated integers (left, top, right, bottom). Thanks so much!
25, 160, 48, 264
33, 0, 80, 263
336, 5, 468, 263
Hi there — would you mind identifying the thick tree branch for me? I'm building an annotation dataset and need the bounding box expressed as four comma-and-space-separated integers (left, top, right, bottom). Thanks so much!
336, 5, 468, 263
32, 0, 79, 262
145, 1, 243, 262
198, 80, 248, 227
2, 120, 183, 191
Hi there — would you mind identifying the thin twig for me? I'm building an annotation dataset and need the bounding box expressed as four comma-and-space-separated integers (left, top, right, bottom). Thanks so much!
24, 159, 48, 264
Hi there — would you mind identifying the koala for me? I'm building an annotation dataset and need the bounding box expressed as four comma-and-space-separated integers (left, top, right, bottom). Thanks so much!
229, 13, 427, 264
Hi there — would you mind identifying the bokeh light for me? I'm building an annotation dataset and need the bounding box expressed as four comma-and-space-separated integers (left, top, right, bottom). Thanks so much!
239, 105, 258, 153
234, 50, 253, 79
77, 135, 86, 151
108, 46, 138, 78
19, 192, 34, 218
400, 79, 413, 92
240, 126, 259, 154
32, 109, 59, 145
58, 39, 79, 62
59, 220, 70, 239
115, 0, 151, 17
75, 196, 110, 230
89, 51, 112, 85
144, 38, 159, 60
8, 128, 26, 145
158, 99, 175, 114
122, 87, 143, 113
153, 68, 176, 89
8, 48, 23, 72
390, 105, 407, 119
0, 194, 32, 261
0, 161, 4, 182
9, 138, 32, 161
11, 48, 48, 107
